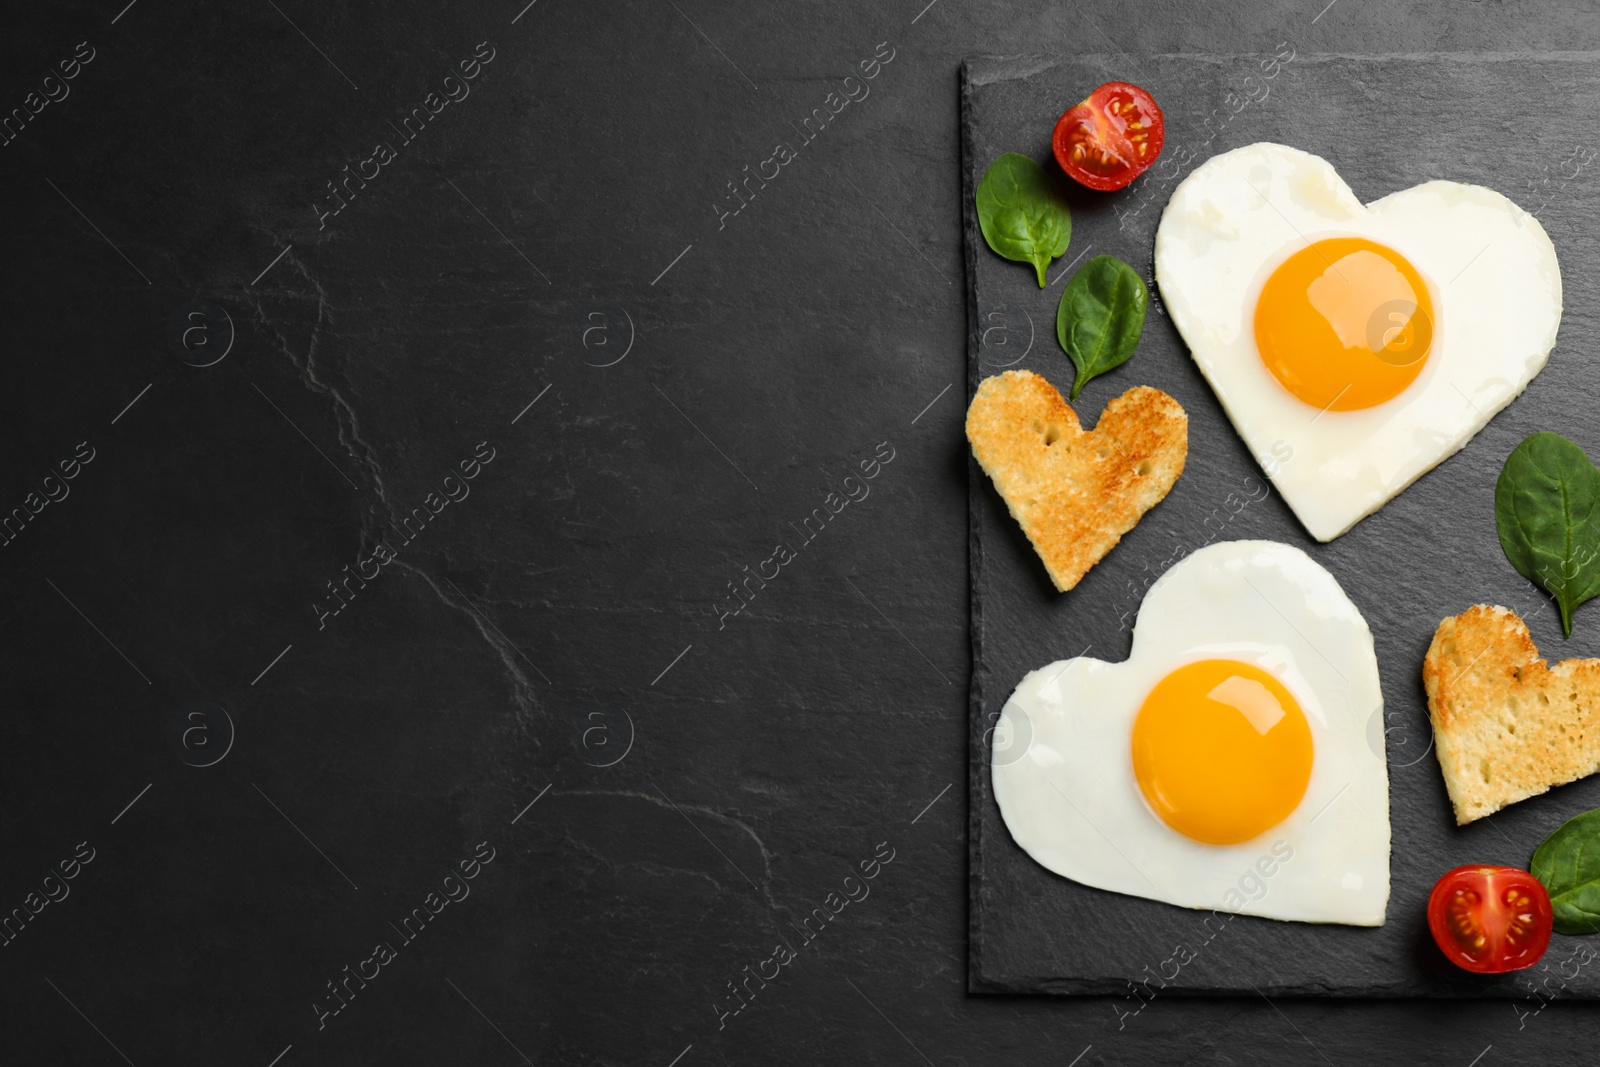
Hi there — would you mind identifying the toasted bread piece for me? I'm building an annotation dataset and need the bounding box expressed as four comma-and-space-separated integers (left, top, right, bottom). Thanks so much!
965, 370, 1187, 592
1423, 605, 1600, 824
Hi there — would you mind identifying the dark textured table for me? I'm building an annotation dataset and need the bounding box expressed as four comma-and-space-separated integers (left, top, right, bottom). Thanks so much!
4, 1, 1600, 1064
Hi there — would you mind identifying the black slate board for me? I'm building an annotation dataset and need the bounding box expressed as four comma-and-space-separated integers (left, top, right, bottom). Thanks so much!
964, 51, 1600, 998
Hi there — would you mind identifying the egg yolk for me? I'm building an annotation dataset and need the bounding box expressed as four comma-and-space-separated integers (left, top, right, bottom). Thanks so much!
1254, 236, 1433, 411
1131, 659, 1313, 845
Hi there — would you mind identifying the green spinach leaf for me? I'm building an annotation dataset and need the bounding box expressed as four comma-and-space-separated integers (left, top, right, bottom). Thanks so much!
1495, 432, 1600, 638
1532, 807, 1600, 934
975, 152, 1071, 288
1056, 255, 1147, 399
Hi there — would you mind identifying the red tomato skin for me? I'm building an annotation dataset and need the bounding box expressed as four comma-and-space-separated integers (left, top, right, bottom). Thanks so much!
1051, 81, 1165, 192
1427, 865, 1553, 975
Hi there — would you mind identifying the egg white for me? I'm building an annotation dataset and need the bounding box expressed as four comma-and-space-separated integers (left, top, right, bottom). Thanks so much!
1153, 143, 1562, 542
991, 540, 1389, 925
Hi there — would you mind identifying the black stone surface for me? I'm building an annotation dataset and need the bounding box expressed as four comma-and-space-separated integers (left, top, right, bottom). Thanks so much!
7, 1, 1600, 1064
964, 51, 1600, 998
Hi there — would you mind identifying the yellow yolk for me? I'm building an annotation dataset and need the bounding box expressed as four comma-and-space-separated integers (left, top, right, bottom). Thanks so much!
1254, 236, 1434, 411
1131, 659, 1313, 845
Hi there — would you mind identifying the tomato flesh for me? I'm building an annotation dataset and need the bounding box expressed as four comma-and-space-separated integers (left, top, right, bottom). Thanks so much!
1427, 865, 1552, 974
1052, 81, 1165, 191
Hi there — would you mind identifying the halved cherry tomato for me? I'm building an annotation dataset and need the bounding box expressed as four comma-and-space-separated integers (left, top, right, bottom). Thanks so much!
1427, 865, 1553, 974
1051, 81, 1165, 191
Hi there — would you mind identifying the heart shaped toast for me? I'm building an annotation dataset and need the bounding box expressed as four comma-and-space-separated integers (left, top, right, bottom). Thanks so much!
966, 369, 1187, 591
1425, 604, 1600, 824
1155, 143, 1562, 541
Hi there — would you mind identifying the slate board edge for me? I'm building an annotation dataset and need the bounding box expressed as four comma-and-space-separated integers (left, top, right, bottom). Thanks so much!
961, 53, 991, 997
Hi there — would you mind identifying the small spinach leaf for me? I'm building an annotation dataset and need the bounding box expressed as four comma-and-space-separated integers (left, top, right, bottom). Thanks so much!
1532, 807, 1600, 934
975, 152, 1071, 288
1056, 254, 1147, 399
1495, 432, 1600, 638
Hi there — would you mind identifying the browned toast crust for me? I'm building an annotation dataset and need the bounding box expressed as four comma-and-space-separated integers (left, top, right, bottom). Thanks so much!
965, 370, 1187, 591
1424, 604, 1600, 824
